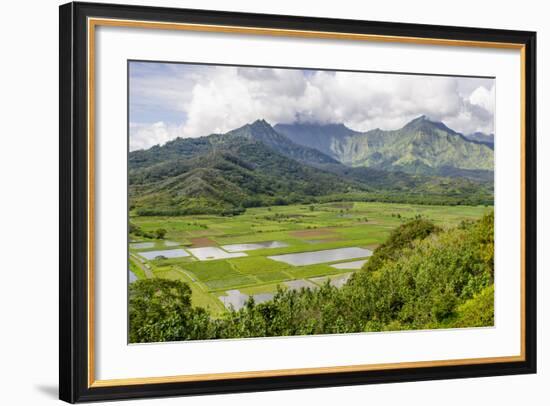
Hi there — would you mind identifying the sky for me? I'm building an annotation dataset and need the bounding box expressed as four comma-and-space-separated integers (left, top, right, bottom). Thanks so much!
129, 61, 495, 151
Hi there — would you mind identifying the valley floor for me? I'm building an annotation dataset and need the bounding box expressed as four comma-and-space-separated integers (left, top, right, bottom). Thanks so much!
129, 201, 491, 316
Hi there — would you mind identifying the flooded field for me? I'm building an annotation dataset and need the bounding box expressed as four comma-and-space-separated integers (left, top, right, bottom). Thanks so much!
138, 249, 190, 260
130, 242, 155, 249
188, 247, 247, 261
268, 247, 372, 266
222, 241, 288, 252
331, 260, 368, 270
310, 273, 353, 288
285, 279, 317, 290
219, 289, 274, 310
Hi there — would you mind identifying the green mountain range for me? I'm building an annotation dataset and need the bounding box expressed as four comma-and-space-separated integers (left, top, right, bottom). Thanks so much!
129, 117, 494, 216
274, 116, 494, 178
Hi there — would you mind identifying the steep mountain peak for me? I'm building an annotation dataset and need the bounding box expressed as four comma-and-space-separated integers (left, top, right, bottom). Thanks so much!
225, 118, 340, 166
404, 115, 435, 127
227, 119, 278, 140
402, 115, 458, 135
412, 114, 429, 121
250, 118, 272, 128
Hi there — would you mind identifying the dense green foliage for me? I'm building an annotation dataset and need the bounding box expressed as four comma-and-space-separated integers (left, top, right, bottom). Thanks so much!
345, 211, 494, 331
129, 212, 494, 342
129, 222, 154, 239
153, 228, 167, 239
129, 119, 494, 215
361, 217, 440, 273
129, 278, 212, 342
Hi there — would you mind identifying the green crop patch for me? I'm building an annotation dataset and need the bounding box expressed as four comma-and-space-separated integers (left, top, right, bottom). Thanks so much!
183, 261, 240, 281
254, 271, 291, 283
229, 257, 291, 274
204, 275, 257, 290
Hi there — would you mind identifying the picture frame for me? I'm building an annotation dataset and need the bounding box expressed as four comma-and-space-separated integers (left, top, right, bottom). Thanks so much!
59, 1, 537, 403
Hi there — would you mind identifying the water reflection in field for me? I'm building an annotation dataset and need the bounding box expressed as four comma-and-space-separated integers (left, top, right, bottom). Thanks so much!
188, 247, 247, 261
138, 249, 190, 260
268, 247, 372, 266
219, 289, 274, 310
130, 242, 154, 249
222, 241, 288, 252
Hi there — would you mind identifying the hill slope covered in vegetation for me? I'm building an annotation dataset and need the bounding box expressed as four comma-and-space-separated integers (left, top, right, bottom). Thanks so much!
275, 116, 494, 178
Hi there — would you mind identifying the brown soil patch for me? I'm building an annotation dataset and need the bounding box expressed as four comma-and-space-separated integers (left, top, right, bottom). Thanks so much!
291, 228, 338, 238
190, 237, 216, 247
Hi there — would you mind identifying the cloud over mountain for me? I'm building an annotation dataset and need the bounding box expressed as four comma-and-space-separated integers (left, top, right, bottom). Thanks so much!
129, 62, 494, 151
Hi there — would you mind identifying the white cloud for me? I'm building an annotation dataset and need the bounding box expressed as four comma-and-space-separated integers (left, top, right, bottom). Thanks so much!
129, 122, 183, 151
469, 85, 495, 114
130, 64, 495, 148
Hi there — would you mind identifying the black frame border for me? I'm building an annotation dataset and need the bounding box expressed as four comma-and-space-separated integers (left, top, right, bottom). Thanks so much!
59, 1, 537, 403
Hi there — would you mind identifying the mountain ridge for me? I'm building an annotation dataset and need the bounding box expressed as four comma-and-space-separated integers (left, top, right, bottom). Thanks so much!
464, 131, 495, 148
129, 118, 494, 215
274, 116, 494, 177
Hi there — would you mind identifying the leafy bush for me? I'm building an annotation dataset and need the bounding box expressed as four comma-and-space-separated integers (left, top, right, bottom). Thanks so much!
129, 222, 154, 239
449, 285, 494, 328
154, 228, 167, 239
361, 218, 440, 274
129, 279, 212, 343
